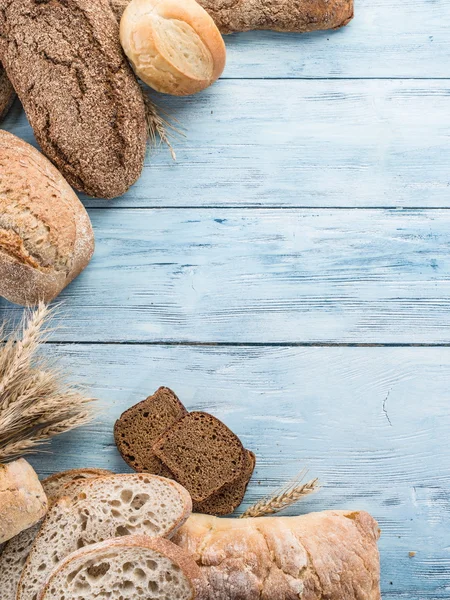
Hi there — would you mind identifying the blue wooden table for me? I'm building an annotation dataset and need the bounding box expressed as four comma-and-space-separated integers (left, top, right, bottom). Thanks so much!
2, 1, 450, 596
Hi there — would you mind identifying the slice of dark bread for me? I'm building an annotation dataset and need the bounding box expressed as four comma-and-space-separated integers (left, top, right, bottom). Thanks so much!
153, 412, 247, 502
114, 387, 187, 475
193, 450, 255, 515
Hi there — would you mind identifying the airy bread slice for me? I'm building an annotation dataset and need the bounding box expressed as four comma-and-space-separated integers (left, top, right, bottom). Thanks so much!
114, 387, 187, 474
18, 474, 192, 600
193, 450, 255, 515
0, 469, 113, 600
38, 535, 202, 600
153, 411, 247, 502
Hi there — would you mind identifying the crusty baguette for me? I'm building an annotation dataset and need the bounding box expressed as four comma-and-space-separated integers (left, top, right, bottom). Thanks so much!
173, 510, 381, 600
38, 535, 203, 600
18, 474, 192, 600
0, 131, 95, 306
0, 63, 14, 122
110, 0, 354, 34
0, 0, 147, 199
0, 468, 113, 600
0, 460, 47, 545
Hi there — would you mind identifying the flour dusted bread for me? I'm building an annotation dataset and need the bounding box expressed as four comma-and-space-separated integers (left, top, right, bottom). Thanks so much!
0, 131, 94, 306
18, 474, 192, 600
120, 0, 226, 96
0, 64, 14, 121
174, 510, 381, 600
112, 0, 354, 34
0, 0, 147, 199
0, 469, 112, 600
38, 535, 202, 600
0, 460, 47, 545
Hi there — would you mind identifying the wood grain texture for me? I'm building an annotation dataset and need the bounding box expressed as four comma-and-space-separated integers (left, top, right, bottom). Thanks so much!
4, 79, 450, 208
2, 208, 450, 343
26, 344, 450, 598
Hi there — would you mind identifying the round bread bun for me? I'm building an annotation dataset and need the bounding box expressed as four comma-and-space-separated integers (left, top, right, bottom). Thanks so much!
120, 0, 226, 96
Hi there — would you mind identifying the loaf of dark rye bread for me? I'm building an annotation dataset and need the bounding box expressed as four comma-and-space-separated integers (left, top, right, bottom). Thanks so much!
0, 64, 14, 122
0, 0, 147, 199
110, 0, 354, 34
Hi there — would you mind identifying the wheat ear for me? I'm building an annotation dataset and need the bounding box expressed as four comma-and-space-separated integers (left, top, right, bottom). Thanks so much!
144, 94, 184, 161
0, 303, 95, 462
240, 470, 320, 518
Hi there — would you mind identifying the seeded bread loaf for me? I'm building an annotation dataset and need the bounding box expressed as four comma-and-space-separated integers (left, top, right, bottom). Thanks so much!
114, 387, 187, 474
153, 411, 247, 502
174, 510, 381, 600
18, 473, 192, 600
0, 0, 147, 199
38, 535, 203, 600
110, 0, 354, 34
0, 64, 14, 122
193, 449, 255, 515
0, 460, 48, 545
0, 131, 94, 306
0, 469, 113, 600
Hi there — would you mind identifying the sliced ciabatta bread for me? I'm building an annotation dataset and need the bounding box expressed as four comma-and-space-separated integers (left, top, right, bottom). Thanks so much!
0, 469, 113, 600
18, 474, 192, 600
37, 535, 202, 600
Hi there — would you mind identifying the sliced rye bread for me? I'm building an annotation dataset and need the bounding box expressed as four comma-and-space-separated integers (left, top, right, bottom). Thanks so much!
153, 412, 247, 503
38, 535, 202, 600
18, 474, 192, 600
114, 387, 187, 474
193, 450, 255, 515
0, 469, 113, 600
0, 64, 15, 122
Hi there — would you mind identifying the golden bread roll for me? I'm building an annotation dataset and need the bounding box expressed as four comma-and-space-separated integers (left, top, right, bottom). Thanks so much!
120, 0, 226, 96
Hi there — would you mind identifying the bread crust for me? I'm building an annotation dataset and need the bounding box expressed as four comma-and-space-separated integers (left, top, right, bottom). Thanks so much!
174, 510, 381, 600
111, 0, 354, 34
120, 0, 226, 96
38, 535, 204, 600
0, 0, 147, 199
0, 64, 15, 122
0, 130, 94, 306
0, 459, 48, 544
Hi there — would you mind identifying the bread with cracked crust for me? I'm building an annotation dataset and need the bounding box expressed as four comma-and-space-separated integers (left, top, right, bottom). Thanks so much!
0, 131, 94, 306
0, 0, 147, 199
0, 64, 15, 122
110, 0, 354, 34
173, 510, 381, 600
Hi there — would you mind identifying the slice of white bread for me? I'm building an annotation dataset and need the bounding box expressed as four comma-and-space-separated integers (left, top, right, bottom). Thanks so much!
0, 469, 112, 600
18, 474, 192, 600
37, 535, 202, 600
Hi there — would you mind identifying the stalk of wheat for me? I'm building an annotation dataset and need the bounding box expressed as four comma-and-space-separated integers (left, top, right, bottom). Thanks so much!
0, 304, 95, 462
240, 469, 320, 518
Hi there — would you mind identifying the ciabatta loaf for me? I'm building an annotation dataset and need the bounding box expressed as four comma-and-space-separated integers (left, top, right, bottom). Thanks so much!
174, 510, 381, 600
38, 535, 203, 600
18, 474, 192, 600
0, 460, 47, 544
0, 469, 112, 600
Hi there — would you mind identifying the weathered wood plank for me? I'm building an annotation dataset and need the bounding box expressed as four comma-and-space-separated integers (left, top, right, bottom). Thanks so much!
5, 80, 449, 208
27, 344, 450, 597
2, 208, 450, 344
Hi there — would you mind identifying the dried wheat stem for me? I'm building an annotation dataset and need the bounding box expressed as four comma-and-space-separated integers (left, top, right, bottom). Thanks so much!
240, 470, 320, 518
0, 304, 95, 462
